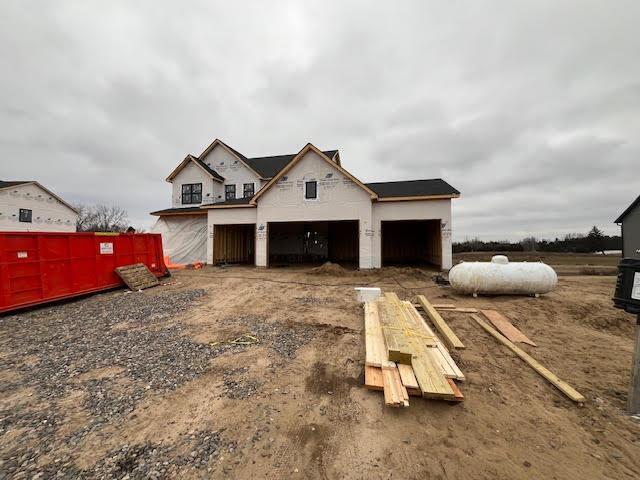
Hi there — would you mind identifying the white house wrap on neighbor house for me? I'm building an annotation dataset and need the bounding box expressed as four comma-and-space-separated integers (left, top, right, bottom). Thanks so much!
151, 139, 459, 270
0, 181, 78, 232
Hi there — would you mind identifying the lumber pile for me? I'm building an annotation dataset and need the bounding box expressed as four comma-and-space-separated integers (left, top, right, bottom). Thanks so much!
364, 292, 465, 407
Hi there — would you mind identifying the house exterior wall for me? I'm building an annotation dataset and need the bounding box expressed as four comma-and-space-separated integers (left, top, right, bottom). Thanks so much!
171, 163, 216, 207
205, 207, 257, 264
201, 145, 263, 202
0, 183, 77, 232
372, 199, 453, 269
254, 150, 374, 268
622, 205, 640, 259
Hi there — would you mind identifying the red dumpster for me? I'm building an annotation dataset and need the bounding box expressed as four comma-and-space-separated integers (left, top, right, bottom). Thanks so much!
0, 232, 169, 314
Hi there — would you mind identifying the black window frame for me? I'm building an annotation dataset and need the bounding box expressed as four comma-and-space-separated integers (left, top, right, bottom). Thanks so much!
181, 183, 202, 205
243, 183, 255, 198
19, 208, 32, 223
225, 184, 236, 201
305, 180, 317, 200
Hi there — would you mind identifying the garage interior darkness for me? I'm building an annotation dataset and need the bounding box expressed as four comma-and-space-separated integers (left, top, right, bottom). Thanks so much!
212, 224, 255, 264
381, 219, 442, 267
268, 220, 359, 266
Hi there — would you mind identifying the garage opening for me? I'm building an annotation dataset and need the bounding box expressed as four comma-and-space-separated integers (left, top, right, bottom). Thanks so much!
213, 224, 255, 264
381, 220, 442, 267
268, 220, 359, 266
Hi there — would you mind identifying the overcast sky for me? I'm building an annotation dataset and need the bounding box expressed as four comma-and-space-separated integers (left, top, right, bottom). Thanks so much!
1, 1, 638, 241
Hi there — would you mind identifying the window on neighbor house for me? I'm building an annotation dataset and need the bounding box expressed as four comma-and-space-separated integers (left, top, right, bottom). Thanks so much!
305, 181, 317, 200
181, 183, 202, 204
225, 184, 236, 201
243, 183, 254, 198
19, 208, 32, 223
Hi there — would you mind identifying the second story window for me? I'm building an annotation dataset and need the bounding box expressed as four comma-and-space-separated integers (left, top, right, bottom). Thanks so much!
19, 208, 32, 223
182, 183, 202, 204
243, 183, 254, 198
305, 181, 317, 200
225, 184, 236, 201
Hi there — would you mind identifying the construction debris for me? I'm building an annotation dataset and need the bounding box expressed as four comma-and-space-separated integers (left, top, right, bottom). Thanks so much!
481, 309, 537, 346
470, 314, 585, 403
364, 292, 464, 407
115, 263, 160, 291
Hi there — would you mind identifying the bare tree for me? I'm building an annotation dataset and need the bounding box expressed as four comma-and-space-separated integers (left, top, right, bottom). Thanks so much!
75, 203, 129, 232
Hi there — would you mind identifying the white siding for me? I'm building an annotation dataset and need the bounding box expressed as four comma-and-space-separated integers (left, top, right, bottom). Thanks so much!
0, 183, 77, 232
372, 199, 453, 269
255, 150, 374, 268
201, 145, 261, 202
171, 163, 216, 207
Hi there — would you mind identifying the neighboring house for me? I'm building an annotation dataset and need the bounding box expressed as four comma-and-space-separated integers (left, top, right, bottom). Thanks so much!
615, 194, 640, 259
0, 181, 78, 232
151, 139, 460, 270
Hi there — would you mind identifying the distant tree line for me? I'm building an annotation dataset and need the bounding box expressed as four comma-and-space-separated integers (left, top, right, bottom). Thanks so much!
454, 226, 621, 254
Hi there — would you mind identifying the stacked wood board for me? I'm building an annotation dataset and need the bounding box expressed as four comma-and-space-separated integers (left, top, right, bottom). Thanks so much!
364, 292, 465, 407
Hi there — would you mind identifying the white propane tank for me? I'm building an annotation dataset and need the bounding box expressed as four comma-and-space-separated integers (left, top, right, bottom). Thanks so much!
448, 255, 558, 296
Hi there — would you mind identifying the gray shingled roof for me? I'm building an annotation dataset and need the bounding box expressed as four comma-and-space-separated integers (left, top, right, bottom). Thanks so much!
241, 150, 338, 178
365, 179, 460, 198
0, 180, 30, 189
150, 206, 206, 216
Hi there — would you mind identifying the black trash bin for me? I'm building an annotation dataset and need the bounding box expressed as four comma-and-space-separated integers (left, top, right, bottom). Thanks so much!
613, 258, 640, 316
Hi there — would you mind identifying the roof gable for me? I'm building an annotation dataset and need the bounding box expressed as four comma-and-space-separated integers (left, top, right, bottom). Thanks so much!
250, 143, 377, 204
0, 181, 79, 213
166, 155, 224, 183
615, 194, 640, 223
199, 139, 265, 179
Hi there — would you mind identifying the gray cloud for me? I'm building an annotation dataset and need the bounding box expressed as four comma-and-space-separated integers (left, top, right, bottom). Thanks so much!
0, 0, 638, 240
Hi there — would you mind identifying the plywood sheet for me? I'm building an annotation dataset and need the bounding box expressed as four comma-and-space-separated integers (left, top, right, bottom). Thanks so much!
115, 263, 159, 291
481, 310, 537, 347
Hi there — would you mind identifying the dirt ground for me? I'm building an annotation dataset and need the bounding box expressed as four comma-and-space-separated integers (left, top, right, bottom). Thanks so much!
1, 265, 639, 479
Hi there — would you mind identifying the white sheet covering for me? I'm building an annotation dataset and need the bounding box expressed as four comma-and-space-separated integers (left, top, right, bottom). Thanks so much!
151, 215, 207, 265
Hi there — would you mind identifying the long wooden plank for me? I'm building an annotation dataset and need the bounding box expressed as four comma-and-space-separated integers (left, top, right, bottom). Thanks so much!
377, 298, 414, 365
433, 303, 456, 309
435, 343, 465, 381
366, 365, 422, 397
382, 366, 409, 407
412, 350, 456, 400
470, 314, 585, 403
364, 365, 384, 391
481, 310, 537, 347
403, 301, 466, 382
417, 295, 465, 350
383, 295, 456, 399
365, 301, 393, 367
397, 363, 419, 390
447, 379, 464, 402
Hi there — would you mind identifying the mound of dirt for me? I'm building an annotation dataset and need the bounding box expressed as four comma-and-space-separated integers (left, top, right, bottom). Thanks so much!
309, 261, 347, 276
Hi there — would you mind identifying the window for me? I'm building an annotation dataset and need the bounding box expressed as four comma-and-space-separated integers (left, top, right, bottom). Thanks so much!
181, 183, 202, 204
305, 181, 317, 200
243, 183, 255, 198
19, 208, 32, 223
225, 184, 236, 201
